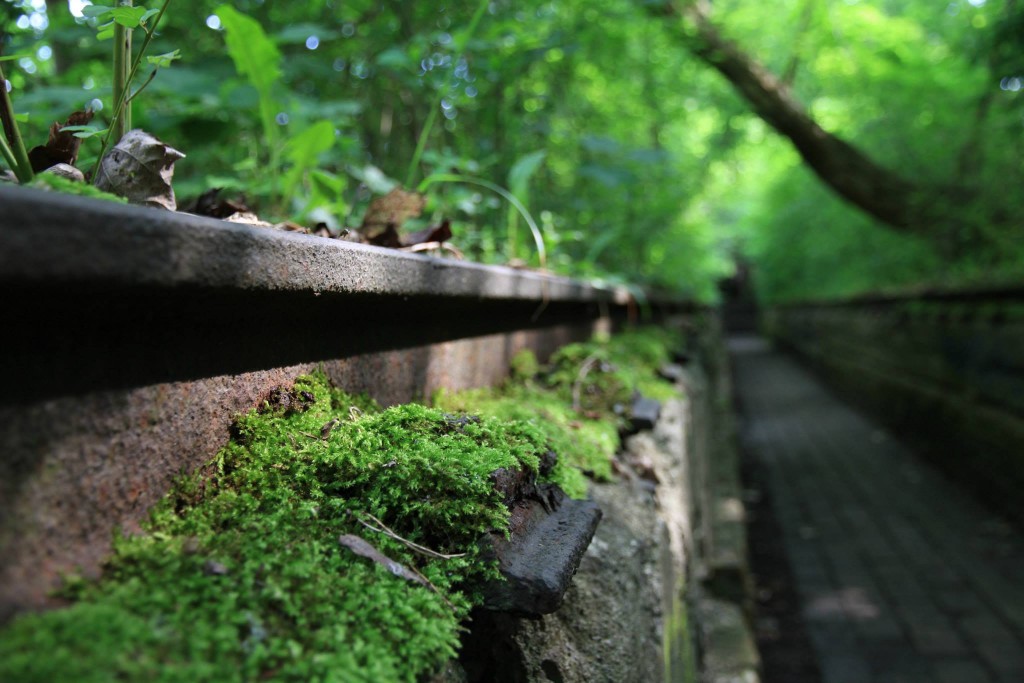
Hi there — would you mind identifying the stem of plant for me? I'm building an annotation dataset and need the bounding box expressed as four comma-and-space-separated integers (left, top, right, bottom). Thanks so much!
418, 173, 547, 269
0, 62, 33, 183
112, 0, 133, 142
403, 0, 490, 188
90, 0, 171, 180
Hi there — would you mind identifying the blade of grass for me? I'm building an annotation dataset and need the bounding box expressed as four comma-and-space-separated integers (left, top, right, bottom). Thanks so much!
403, 0, 490, 188
417, 172, 547, 269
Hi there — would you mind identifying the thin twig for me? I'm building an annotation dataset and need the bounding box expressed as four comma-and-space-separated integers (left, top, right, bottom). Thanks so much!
400, 241, 465, 259
354, 511, 466, 560
126, 69, 158, 103
571, 353, 602, 413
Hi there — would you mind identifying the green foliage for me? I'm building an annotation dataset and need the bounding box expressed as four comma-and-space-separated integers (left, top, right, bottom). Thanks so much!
281, 119, 336, 201
0, 373, 575, 683
509, 348, 540, 380
3, 0, 1021, 298
215, 5, 283, 156
435, 384, 613, 491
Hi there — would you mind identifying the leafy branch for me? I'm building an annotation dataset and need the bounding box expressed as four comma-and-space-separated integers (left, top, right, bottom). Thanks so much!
85, 0, 175, 180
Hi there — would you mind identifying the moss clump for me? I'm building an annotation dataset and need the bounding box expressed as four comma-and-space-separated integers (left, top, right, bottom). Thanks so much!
435, 384, 613, 490
437, 326, 683, 488
509, 348, 540, 380
0, 327, 682, 681
546, 327, 683, 415
0, 373, 564, 683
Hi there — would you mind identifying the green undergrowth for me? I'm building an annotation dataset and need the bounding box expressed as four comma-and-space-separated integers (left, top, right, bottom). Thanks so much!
0, 326, 682, 682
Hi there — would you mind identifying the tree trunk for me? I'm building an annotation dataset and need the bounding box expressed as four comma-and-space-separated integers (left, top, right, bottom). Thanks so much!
667, 2, 931, 234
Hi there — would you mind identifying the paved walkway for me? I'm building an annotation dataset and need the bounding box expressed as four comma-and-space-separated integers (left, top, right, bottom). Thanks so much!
730, 337, 1024, 683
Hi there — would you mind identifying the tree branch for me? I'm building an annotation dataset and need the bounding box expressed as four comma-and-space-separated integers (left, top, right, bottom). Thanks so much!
666, 1, 930, 234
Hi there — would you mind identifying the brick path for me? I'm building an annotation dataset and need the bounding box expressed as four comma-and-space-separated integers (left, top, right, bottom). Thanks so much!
730, 337, 1024, 683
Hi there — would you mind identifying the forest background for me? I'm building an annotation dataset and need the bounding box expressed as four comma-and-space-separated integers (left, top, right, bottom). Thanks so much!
2, 0, 1022, 303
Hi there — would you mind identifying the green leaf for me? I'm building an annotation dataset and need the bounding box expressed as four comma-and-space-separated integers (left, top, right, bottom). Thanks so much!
216, 5, 283, 148
505, 150, 546, 257
310, 169, 345, 197
108, 6, 149, 28
0, 52, 34, 63
81, 5, 114, 18
216, 6, 282, 96
61, 125, 108, 139
507, 150, 546, 200
96, 25, 116, 41
282, 120, 336, 198
147, 49, 182, 68
349, 165, 398, 195
375, 47, 413, 71
140, 8, 161, 25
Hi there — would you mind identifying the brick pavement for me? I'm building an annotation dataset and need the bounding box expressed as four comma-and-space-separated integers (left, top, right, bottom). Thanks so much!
730, 337, 1024, 683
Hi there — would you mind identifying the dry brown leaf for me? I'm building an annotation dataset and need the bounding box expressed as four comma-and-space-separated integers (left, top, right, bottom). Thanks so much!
361, 188, 425, 239
28, 110, 93, 172
94, 129, 185, 210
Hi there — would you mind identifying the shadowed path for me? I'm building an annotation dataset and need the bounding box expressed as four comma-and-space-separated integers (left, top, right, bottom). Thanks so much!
730, 336, 1024, 683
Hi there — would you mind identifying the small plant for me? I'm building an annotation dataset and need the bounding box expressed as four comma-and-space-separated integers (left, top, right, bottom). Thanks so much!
0, 55, 34, 182
0, 1, 178, 184
82, 0, 178, 177
215, 5, 337, 215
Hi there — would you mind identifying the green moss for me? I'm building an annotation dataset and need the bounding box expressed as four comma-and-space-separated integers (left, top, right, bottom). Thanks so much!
0, 327, 683, 682
437, 326, 684, 491
434, 384, 614, 492
27, 173, 129, 203
546, 327, 683, 417
509, 348, 540, 380
0, 374, 561, 683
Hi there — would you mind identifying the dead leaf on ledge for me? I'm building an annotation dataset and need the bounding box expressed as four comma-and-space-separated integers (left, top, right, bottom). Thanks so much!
94, 129, 185, 210
29, 109, 94, 173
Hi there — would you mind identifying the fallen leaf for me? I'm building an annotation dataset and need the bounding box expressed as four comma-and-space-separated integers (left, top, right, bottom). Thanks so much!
338, 534, 429, 587
367, 224, 402, 248
94, 129, 185, 210
361, 187, 425, 242
223, 211, 274, 228
28, 110, 94, 172
402, 220, 452, 247
186, 187, 250, 218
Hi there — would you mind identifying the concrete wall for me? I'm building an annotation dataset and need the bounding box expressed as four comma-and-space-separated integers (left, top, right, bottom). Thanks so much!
766, 292, 1024, 527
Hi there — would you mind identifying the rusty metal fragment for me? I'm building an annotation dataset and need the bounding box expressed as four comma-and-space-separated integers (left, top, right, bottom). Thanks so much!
481, 483, 602, 616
